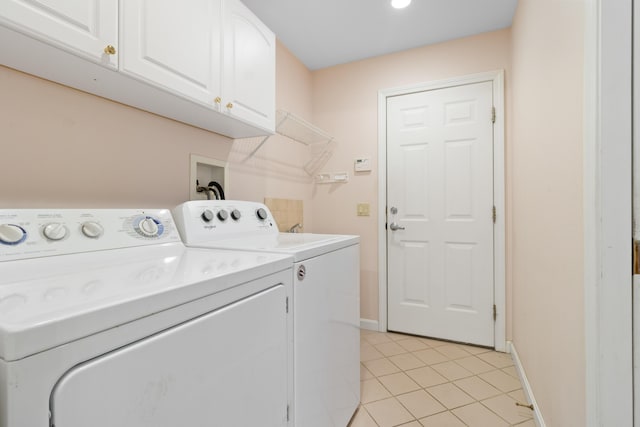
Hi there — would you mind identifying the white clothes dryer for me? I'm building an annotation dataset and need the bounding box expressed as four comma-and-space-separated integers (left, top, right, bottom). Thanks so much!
172, 200, 360, 427
0, 209, 293, 427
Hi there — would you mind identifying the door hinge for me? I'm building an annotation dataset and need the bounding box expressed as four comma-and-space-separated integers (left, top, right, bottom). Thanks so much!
286, 297, 289, 313
491, 106, 496, 124
492, 206, 497, 224
286, 404, 290, 422
634, 240, 640, 275
493, 304, 497, 321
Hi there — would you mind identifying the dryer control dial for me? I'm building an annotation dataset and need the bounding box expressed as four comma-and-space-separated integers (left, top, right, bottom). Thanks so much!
43, 222, 68, 241
256, 208, 268, 220
0, 224, 27, 245
139, 218, 158, 236
231, 209, 241, 221
81, 221, 103, 239
134, 216, 163, 238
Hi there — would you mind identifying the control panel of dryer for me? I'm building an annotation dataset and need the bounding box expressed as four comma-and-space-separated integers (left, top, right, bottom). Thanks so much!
172, 201, 278, 245
0, 209, 181, 261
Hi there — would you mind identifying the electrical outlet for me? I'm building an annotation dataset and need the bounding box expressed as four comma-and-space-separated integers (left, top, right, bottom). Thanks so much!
357, 203, 370, 216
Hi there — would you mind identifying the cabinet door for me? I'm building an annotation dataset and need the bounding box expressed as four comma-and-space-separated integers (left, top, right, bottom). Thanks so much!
223, 0, 275, 132
120, 0, 222, 107
0, 0, 118, 68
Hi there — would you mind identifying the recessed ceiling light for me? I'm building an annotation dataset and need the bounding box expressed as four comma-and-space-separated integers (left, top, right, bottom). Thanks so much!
391, 0, 411, 9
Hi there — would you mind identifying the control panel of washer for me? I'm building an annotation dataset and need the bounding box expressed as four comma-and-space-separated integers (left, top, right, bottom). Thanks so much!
0, 209, 181, 261
172, 200, 278, 245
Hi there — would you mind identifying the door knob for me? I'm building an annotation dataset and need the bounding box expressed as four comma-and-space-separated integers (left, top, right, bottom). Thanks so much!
389, 222, 405, 231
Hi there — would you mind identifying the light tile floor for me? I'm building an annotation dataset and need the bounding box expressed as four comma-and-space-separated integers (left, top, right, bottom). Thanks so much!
350, 329, 535, 427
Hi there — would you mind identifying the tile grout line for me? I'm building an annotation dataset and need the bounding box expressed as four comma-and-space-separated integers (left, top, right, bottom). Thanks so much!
476, 395, 520, 426
479, 393, 535, 426
362, 357, 496, 425
358, 331, 530, 427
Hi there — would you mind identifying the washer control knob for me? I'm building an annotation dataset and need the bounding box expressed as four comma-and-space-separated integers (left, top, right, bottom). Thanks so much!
81, 221, 103, 238
201, 210, 214, 222
43, 223, 68, 241
231, 209, 241, 221
217, 210, 229, 221
138, 217, 159, 237
0, 224, 27, 245
256, 208, 268, 220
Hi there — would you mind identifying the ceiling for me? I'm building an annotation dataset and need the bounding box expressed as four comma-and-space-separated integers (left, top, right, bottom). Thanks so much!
241, 0, 519, 71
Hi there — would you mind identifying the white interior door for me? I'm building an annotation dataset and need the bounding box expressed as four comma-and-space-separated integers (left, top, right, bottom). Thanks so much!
386, 81, 495, 347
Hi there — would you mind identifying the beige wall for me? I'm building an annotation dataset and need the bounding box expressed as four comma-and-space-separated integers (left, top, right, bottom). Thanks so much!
310, 29, 512, 322
0, 65, 232, 208
510, 1, 585, 425
0, 41, 313, 220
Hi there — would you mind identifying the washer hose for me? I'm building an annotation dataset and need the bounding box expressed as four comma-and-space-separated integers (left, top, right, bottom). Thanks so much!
207, 181, 225, 200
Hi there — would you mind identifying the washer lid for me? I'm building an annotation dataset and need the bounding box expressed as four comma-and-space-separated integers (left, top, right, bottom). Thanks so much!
0, 244, 292, 361
194, 233, 360, 262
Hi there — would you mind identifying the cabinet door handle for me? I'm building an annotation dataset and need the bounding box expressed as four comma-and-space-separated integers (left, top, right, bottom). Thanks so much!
104, 45, 116, 55
214, 97, 221, 104
226, 102, 233, 109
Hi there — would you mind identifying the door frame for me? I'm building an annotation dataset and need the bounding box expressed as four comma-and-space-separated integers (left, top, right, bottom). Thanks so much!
583, 0, 633, 425
377, 70, 506, 352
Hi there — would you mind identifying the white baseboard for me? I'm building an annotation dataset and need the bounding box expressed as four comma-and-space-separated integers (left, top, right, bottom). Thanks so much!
360, 319, 379, 331
508, 341, 546, 427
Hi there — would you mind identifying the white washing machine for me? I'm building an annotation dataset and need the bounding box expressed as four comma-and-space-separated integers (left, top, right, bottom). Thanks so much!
0, 209, 294, 427
172, 200, 360, 427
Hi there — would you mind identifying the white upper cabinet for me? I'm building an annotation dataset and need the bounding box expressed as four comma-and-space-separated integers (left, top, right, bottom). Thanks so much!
120, 0, 222, 107
121, 0, 275, 131
223, 0, 276, 132
0, 0, 118, 69
0, 0, 275, 137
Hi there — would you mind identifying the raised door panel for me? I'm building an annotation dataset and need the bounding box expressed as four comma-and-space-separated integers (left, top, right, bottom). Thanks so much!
120, 0, 221, 107
0, 0, 117, 68
223, 0, 275, 132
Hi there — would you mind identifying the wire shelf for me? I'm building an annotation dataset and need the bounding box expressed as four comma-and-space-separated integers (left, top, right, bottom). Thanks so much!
243, 110, 336, 176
